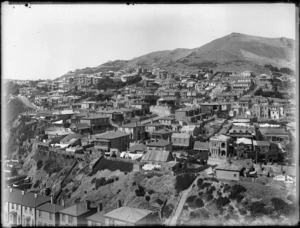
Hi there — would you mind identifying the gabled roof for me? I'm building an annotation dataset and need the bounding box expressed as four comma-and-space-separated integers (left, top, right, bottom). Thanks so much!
210, 134, 231, 141
96, 131, 130, 140
253, 140, 270, 147
22, 192, 51, 208
236, 137, 252, 145
171, 133, 190, 138
81, 115, 109, 120
36, 202, 65, 213
141, 150, 173, 163
122, 122, 145, 128
70, 123, 90, 129
216, 161, 244, 171
147, 139, 170, 147
194, 141, 209, 150
129, 143, 147, 152
86, 211, 105, 224
60, 133, 83, 142
59, 203, 90, 216
7, 188, 23, 204
104, 206, 152, 224
259, 127, 289, 135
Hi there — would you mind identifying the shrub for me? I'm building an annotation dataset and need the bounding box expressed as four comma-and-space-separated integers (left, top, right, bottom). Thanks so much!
249, 201, 267, 216
271, 197, 289, 212
186, 195, 197, 204
229, 184, 246, 200
132, 181, 136, 186
202, 192, 213, 203
114, 176, 119, 181
223, 184, 231, 193
95, 177, 106, 189
238, 207, 247, 215
201, 182, 211, 189
287, 194, 296, 203
196, 178, 203, 188
156, 198, 164, 205
216, 196, 230, 209
37, 160, 43, 170
194, 198, 204, 208
236, 194, 245, 202
148, 189, 155, 195
208, 177, 219, 183
106, 178, 115, 184
198, 191, 203, 196
145, 195, 150, 202
207, 186, 216, 194
162, 204, 173, 218
175, 174, 196, 193
91, 177, 96, 184
135, 185, 145, 197
72, 186, 78, 192
33, 180, 40, 188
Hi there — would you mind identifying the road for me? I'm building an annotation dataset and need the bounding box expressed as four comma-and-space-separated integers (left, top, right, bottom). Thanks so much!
167, 175, 202, 226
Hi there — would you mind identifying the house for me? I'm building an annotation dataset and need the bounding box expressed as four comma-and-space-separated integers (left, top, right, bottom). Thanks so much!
145, 122, 165, 135
259, 127, 290, 144
181, 125, 200, 137
141, 150, 175, 170
3, 188, 23, 226
129, 143, 147, 154
151, 129, 173, 141
194, 141, 209, 153
175, 107, 202, 123
130, 102, 150, 115
209, 134, 231, 158
227, 125, 255, 139
119, 122, 146, 142
93, 131, 130, 154
36, 201, 65, 226
80, 115, 111, 134
236, 137, 253, 159
21, 192, 51, 226
70, 123, 91, 135
215, 160, 244, 181
253, 140, 270, 154
147, 139, 172, 152
86, 211, 105, 226
104, 206, 157, 226
59, 133, 83, 148
59, 202, 97, 226
157, 116, 176, 126
171, 133, 192, 149
45, 127, 73, 139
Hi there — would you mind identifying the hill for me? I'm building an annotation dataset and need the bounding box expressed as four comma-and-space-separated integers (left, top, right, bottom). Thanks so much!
57, 32, 295, 79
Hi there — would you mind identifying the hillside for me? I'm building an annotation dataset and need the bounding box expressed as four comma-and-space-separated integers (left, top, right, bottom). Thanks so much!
57, 33, 295, 79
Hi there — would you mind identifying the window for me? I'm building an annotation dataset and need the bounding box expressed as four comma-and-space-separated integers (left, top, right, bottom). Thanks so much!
234, 174, 237, 177
49, 213, 53, 220
68, 215, 72, 223
62, 214, 65, 222
39, 210, 42, 218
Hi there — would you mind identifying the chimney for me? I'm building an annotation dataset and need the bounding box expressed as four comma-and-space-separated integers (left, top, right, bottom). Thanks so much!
86, 200, 91, 210
34, 193, 38, 198
61, 199, 65, 207
98, 203, 103, 212
51, 196, 53, 204
22, 190, 25, 195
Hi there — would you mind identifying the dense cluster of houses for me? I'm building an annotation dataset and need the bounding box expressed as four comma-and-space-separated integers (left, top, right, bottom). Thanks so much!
5, 67, 296, 226
4, 188, 159, 226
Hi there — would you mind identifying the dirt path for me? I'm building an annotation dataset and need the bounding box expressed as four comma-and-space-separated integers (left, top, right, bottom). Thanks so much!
167, 176, 201, 226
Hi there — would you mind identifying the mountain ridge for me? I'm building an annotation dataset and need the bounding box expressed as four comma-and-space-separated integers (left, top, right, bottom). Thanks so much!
58, 32, 295, 79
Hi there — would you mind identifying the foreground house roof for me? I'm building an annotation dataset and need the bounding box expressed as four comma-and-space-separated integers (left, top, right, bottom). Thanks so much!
104, 206, 152, 224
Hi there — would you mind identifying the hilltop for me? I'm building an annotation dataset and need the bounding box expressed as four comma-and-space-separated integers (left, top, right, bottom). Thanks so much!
58, 33, 295, 78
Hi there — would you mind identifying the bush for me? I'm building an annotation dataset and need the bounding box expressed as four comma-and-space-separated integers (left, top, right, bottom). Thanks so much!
37, 160, 43, 170
198, 191, 203, 196
200, 182, 211, 189
106, 178, 115, 184
271, 197, 289, 212
216, 196, 230, 209
197, 178, 203, 188
72, 185, 78, 192
186, 195, 197, 204
91, 177, 96, 184
33, 180, 40, 188
175, 174, 196, 193
207, 186, 216, 194
162, 204, 173, 218
249, 201, 267, 216
114, 176, 119, 181
229, 184, 246, 200
145, 195, 150, 202
95, 177, 106, 189
156, 198, 164, 205
194, 198, 204, 208
148, 189, 155, 195
135, 185, 145, 197
132, 181, 136, 186
238, 207, 247, 215
223, 184, 231, 193
202, 192, 213, 203
287, 194, 296, 203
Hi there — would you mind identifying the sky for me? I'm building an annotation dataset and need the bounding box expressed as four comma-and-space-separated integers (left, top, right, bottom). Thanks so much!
2, 3, 296, 80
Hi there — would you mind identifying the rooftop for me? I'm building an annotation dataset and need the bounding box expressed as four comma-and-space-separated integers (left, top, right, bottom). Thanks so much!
194, 141, 209, 150
59, 203, 91, 216
171, 133, 190, 139
141, 150, 172, 163
96, 131, 130, 140
104, 206, 152, 224
147, 139, 171, 147
36, 202, 65, 213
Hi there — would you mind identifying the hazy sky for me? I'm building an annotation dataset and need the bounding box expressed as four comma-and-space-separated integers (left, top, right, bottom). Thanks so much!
2, 3, 296, 80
